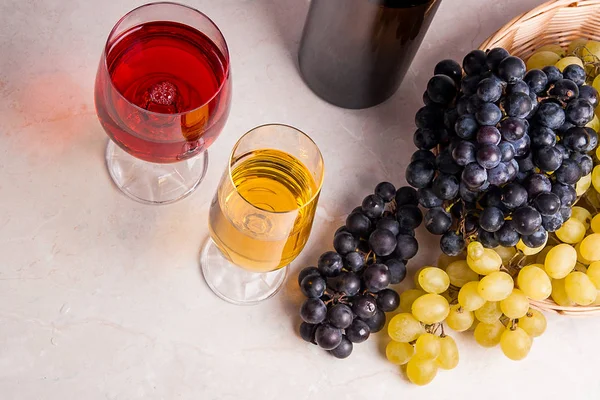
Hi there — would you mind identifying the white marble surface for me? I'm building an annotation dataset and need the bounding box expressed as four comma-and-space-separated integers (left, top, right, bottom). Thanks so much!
2, 0, 600, 399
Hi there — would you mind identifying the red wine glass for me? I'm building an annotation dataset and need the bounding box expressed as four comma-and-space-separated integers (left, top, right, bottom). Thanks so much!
95, 2, 231, 204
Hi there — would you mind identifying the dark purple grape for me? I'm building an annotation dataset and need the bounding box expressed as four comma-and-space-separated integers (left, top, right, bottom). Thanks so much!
361, 309, 386, 333
571, 153, 593, 176
351, 295, 377, 319
376, 218, 400, 236
422, 90, 433, 105
560, 206, 572, 220
417, 187, 443, 208
501, 183, 528, 209
455, 114, 479, 139
487, 162, 510, 185
368, 229, 397, 257
476, 102, 503, 126
523, 69, 548, 94
362, 194, 385, 219
329, 271, 361, 297
525, 173, 552, 198
300, 274, 326, 298
517, 153, 534, 172
533, 145, 562, 172
317, 251, 343, 277
578, 85, 599, 108
477, 144, 502, 169
433, 174, 459, 200
376, 289, 400, 312
543, 65, 562, 85
344, 251, 365, 272
329, 336, 353, 359
440, 231, 465, 256
461, 75, 481, 96
477, 77, 503, 102
406, 159, 435, 189
300, 322, 318, 344
512, 206, 542, 235
477, 126, 502, 145
424, 207, 452, 235
459, 182, 479, 202
498, 56, 526, 83
396, 205, 422, 230
506, 80, 530, 96
346, 212, 371, 238
315, 323, 343, 350
327, 304, 354, 329
375, 182, 396, 202
486, 48, 510, 72
415, 105, 445, 129
535, 101, 566, 129
300, 298, 327, 324
498, 141, 515, 161
565, 98, 594, 126
499, 117, 527, 141
522, 226, 548, 248
533, 192, 561, 216
478, 229, 500, 248
411, 149, 436, 164
494, 220, 520, 247
427, 74, 457, 105
385, 259, 407, 284
436, 148, 462, 175
333, 231, 358, 255
552, 183, 577, 207
549, 79, 579, 102
452, 140, 477, 166
584, 127, 599, 152
542, 212, 564, 232
530, 125, 557, 148
298, 266, 320, 285
456, 96, 470, 115
435, 59, 463, 85
462, 162, 488, 188
479, 207, 505, 232
555, 158, 581, 185
510, 134, 531, 158
395, 235, 418, 260
507, 159, 519, 180
345, 319, 371, 343
395, 186, 418, 206
463, 50, 488, 75
504, 92, 533, 119
563, 64, 586, 86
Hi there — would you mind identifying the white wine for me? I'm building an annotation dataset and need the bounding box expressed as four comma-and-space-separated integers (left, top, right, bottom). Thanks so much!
209, 149, 319, 272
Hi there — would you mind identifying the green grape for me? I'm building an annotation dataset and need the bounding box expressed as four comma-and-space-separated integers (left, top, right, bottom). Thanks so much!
474, 301, 502, 324
575, 242, 591, 265
545, 244, 577, 279
516, 238, 547, 256
556, 56, 584, 71
437, 253, 464, 270
556, 218, 586, 244
571, 206, 592, 230
537, 44, 566, 56
414, 333, 441, 360
474, 320, 504, 347
412, 294, 450, 324
406, 358, 438, 386
418, 267, 450, 294
446, 260, 479, 287
467, 242, 485, 259
413, 267, 425, 290
593, 74, 600, 94
526, 51, 561, 70
535, 245, 553, 265
579, 233, 600, 262
500, 327, 532, 361
495, 246, 517, 266
587, 261, 600, 288
568, 38, 589, 55
467, 248, 502, 275
386, 340, 414, 365
477, 271, 514, 301
593, 166, 600, 194
551, 278, 575, 307
500, 289, 530, 319
565, 271, 597, 305
399, 289, 426, 313
517, 264, 552, 301
437, 336, 459, 370
388, 313, 424, 342
586, 116, 600, 135
458, 281, 486, 311
591, 215, 600, 234
446, 304, 474, 332
518, 309, 546, 337
592, 291, 600, 305
580, 40, 600, 62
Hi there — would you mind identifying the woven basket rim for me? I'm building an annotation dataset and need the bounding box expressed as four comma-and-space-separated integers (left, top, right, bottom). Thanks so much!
478, 0, 600, 316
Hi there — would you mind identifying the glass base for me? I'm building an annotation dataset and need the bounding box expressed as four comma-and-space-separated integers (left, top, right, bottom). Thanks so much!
105, 140, 208, 205
200, 238, 288, 305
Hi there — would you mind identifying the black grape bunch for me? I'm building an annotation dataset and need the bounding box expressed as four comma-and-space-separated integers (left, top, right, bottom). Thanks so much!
408, 48, 598, 256
298, 182, 422, 358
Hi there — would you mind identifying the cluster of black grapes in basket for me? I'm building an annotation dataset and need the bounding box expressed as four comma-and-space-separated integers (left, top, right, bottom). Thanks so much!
298, 182, 422, 358
408, 47, 599, 255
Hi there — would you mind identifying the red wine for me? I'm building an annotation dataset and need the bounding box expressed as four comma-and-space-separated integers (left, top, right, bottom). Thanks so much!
299, 0, 440, 109
95, 21, 231, 163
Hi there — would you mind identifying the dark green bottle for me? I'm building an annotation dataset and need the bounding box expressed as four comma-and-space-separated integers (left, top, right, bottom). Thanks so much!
299, 0, 441, 109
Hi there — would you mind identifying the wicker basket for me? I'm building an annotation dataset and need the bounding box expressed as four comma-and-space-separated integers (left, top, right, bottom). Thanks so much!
479, 0, 600, 316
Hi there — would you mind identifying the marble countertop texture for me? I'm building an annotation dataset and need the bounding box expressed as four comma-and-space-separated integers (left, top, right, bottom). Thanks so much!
2, 0, 600, 399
